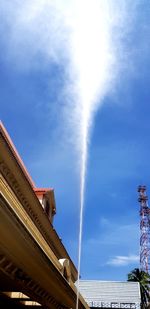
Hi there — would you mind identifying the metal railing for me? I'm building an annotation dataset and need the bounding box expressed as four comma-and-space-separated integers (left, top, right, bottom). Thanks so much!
88, 301, 140, 309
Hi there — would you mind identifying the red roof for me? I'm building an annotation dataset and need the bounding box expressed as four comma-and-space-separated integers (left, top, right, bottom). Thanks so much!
34, 188, 53, 192
34, 188, 53, 195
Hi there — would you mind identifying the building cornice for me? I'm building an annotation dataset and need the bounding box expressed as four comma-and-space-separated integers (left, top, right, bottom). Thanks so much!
0, 176, 88, 309
0, 122, 78, 282
0, 158, 77, 281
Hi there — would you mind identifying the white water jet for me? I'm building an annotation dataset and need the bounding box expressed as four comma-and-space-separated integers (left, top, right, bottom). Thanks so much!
66, 3, 134, 307
0, 1, 139, 308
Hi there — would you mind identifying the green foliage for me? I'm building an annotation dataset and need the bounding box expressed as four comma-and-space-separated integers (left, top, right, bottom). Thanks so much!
128, 268, 150, 309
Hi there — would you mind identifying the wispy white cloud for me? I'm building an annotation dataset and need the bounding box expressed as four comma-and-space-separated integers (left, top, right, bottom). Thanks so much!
82, 222, 139, 265
88, 223, 139, 246
106, 254, 139, 266
99, 217, 110, 227
0, 0, 140, 156
80, 221, 139, 277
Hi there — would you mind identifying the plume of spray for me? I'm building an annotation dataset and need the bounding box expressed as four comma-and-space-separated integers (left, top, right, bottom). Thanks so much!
0, 0, 138, 308
63, 3, 134, 307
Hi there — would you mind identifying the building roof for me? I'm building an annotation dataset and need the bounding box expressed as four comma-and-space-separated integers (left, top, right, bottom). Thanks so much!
78, 280, 141, 308
0, 121, 78, 282
34, 188, 53, 194
34, 188, 56, 214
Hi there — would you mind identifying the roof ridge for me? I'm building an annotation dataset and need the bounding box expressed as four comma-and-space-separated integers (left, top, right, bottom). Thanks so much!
79, 280, 139, 283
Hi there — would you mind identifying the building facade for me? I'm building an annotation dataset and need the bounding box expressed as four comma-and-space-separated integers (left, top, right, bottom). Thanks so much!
0, 122, 89, 309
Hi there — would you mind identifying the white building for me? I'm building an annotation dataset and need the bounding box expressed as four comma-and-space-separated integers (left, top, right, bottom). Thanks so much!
78, 280, 141, 309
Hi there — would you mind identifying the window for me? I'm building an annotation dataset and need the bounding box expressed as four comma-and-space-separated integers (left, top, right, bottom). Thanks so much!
45, 201, 50, 216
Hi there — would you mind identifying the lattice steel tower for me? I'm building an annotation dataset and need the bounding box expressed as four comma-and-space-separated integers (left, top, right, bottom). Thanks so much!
138, 185, 150, 273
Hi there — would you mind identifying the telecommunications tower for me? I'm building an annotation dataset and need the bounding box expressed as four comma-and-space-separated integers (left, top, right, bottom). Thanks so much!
138, 185, 150, 274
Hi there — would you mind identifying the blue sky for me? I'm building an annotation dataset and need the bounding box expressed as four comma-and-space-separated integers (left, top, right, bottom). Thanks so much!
0, 1, 150, 281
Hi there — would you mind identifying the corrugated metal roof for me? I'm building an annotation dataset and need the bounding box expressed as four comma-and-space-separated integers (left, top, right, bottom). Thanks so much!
78, 280, 141, 308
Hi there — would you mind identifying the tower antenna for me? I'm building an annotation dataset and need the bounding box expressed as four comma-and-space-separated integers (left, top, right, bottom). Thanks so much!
138, 185, 150, 273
